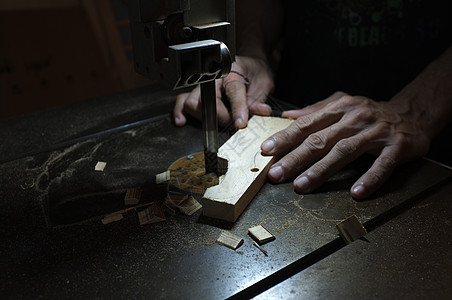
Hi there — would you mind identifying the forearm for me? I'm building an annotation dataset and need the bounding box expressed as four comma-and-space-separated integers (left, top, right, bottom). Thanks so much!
235, 0, 284, 60
390, 46, 452, 139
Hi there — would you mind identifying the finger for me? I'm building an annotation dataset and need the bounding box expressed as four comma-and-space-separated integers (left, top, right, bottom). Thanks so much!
266, 122, 347, 183
174, 93, 189, 127
247, 77, 273, 116
350, 146, 399, 199
224, 80, 249, 129
247, 90, 272, 116
293, 135, 366, 193
261, 108, 343, 157
181, 85, 202, 121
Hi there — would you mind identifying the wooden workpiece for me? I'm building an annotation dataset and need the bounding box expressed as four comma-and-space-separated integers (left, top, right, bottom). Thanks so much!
202, 116, 293, 222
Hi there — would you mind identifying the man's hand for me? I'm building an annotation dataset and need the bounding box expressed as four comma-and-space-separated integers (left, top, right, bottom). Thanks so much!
173, 56, 273, 129
261, 92, 431, 199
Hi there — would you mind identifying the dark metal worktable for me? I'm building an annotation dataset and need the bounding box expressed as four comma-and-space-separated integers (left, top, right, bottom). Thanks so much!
1, 86, 451, 299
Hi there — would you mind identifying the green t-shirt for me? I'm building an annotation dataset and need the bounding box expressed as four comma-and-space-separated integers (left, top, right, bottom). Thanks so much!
275, 0, 452, 105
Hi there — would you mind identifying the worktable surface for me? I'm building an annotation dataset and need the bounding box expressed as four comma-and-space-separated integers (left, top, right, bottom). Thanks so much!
1, 86, 451, 299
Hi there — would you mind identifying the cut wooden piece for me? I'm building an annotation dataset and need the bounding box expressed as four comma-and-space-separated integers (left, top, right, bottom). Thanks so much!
248, 225, 275, 245
216, 231, 244, 250
165, 193, 202, 216
155, 170, 171, 184
101, 213, 123, 224
124, 188, 142, 206
94, 161, 107, 171
138, 204, 166, 225
203, 116, 293, 222
178, 196, 202, 215
336, 215, 368, 244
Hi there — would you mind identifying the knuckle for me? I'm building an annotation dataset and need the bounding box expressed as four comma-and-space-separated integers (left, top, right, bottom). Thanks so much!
335, 139, 357, 156
283, 150, 305, 171
365, 170, 384, 185
274, 129, 294, 147
305, 133, 326, 150
334, 91, 347, 97
294, 115, 313, 129
309, 162, 328, 177
185, 95, 200, 108
352, 107, 376, 123
336, 95, 356, 107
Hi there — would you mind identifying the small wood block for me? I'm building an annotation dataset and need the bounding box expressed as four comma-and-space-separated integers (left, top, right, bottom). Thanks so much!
124, 188, 142, 206
216, 231, 244, 250
94, 161, 107, 171
138, 204, 166, 225
155, 170, 170, 184
164, 193, 188, 210
203, 116, 293, 222
336, 215, 368, 244
101, 213, 123, 224
165, 194, 202, 216
179, 196, 202, 215
248, 225, 275, 245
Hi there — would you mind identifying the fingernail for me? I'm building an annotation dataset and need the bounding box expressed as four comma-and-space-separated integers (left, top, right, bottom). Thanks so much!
352, 184, 365, 197
268, 166, 283, 181
235, 117, 245, 129
261, 139, 275, 152
295, 176, 310, 191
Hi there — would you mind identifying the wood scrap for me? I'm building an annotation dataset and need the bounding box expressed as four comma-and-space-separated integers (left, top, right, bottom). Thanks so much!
101, 213, 123, 224
248, 225, 275, 245
155, 170, 170, 184
202, 116, 293, 222
138, 204, 166, 225
165, 193, 202, 216
216, 231, 244, 250
124, 188, 142, 206
162, 202, 176, 216
336, 215, 367, 244
94, 161, 107, 171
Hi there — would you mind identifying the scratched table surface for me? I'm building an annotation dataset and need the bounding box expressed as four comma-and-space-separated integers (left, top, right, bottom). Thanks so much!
1, 85, 451, 299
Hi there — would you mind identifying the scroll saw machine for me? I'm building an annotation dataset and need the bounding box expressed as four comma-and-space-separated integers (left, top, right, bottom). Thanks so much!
129, 0, 235, 175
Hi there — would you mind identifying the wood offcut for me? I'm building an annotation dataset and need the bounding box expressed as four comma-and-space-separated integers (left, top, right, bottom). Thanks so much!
101, 213, 123, 224
124, 188, 142, 206
94, 161, 107, 171
216, 231, 244, 250
336, 215, 367, 244
248, 225, 275, 245
202, 116, 293, 222
165, 193, 202, 216
138, 204, 166, 225
155, 170, 170, 184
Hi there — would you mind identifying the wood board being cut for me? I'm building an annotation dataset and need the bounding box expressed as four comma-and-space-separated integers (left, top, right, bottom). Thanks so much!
202, 116, 293, 222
